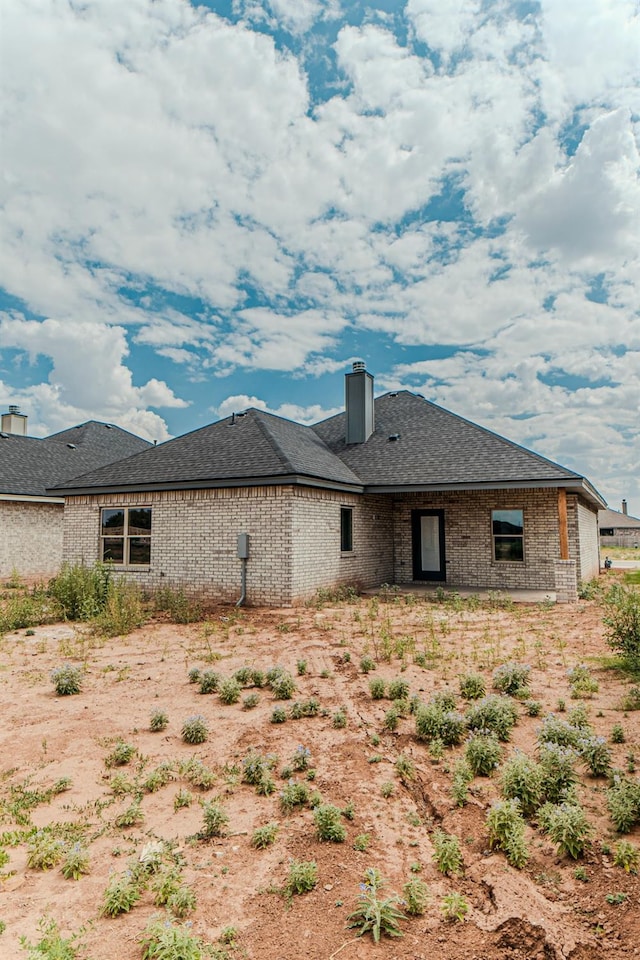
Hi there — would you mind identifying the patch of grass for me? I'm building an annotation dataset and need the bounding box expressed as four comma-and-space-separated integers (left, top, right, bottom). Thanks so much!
140, 917, 205, 959
19, 916, 84, 959
102, 871, 142, 916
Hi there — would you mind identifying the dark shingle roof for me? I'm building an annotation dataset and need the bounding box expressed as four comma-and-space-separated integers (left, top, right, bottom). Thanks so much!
0, 422, 151, 498
49, 392, 603, 506
312, 391, 585, 487
50, 410, 361, 493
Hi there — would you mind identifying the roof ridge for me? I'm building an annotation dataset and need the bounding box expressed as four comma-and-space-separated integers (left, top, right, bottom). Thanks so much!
250, 410, 298, 474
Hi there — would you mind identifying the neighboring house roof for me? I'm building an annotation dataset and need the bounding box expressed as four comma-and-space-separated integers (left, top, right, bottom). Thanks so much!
0, 421, 151, 499
599, 508, 640, 529
50, 392, 604, 507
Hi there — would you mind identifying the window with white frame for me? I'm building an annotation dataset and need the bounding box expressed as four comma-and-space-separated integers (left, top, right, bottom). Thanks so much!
101, 507, 152, 565
492, 509, 524, 562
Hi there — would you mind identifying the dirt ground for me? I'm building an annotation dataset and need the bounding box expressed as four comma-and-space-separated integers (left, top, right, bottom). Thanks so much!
1, 587, 639, 959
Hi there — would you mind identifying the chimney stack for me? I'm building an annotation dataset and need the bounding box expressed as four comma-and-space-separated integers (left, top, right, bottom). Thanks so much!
1, 406, 27, 436
622, 499, 628, 516
345, 362, 374, 444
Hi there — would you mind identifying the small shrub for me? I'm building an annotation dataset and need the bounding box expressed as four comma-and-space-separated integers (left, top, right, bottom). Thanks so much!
431, 830, 463, 876
567, 664, 599, 699
380, 781, 395, 798
360, 655, 376, 673
525, 700, 543, 717
140, 918, 205, 959
612, 839, 639, 874
181, 715, 209, 744
620, 685, 640, 711
286, 859, 317, 897
388, 678, 410, 700
538, 801, 593, 858
251, 822, 279, 849
18, 917, 83, 959
102, 872, 141, 916
492, 662, 531, 696
333, 708, 347, 728
395, 754, 415, 781
270, 671, 296, 700
369, 677, 386, 699
296, 659, 307, 676
353, 833, 371, 852
173, 788, 193, 811
242, 750, 275, 786
187, 667, 201, 684
578, 735, 612, 777
440, 892, 469, 922
242, 691, 260, 710
611, 723, 626, 744
346, 867, 405, 943
466, 694, 518, 741
539, 742, 579, 803
459, 672, 486, 700
149, 709, 169, 732
105, 740, 135, 768
383, 707, 400, 732
279, 780, 309, 813
218, 677, 241, 705
167, 885, 197, 919
314, 803, 346, 842
26, 831, 65, 870
51, 664, 83, 696
485, 799, 529, 868
201, 800, 229, 838
198, 670, 220, 694
415, 702, 465, 746
500, 750, 544, 816
603, 584, 640, 669
451, 758, 473, 806
606, 774, 640, 832
403, 877, 430, 916
465, 732, 502, 776
61, 842, 90, 880
271, 706, 287, 724
143, 762, 175, 793
180, 757, 215, 790
114, 800, 144, 828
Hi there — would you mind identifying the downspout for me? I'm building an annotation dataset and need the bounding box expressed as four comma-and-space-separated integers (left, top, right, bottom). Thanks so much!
236, 533, 250, 607
236, 557, 247, 607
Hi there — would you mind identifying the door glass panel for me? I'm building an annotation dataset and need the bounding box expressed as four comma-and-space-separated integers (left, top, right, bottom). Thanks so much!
420, 515, 440, 571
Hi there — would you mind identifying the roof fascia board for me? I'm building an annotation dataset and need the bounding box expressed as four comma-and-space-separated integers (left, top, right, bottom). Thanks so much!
0, 493, 65, 504
365, 478, 606, 507
50, 474, 365, 497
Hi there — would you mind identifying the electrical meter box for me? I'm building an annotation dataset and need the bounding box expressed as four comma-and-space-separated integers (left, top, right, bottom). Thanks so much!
237, 533, 250, 559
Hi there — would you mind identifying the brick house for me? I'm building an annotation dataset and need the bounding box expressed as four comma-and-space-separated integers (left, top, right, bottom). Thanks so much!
599, 502, 640, 549
0, 408, 150, 578
51, 364, 605, 604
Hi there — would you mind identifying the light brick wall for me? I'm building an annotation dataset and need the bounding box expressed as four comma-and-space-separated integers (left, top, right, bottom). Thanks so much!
290, 489, 393, 599
392, 488, 562, 591
61, 483, 596, 603
0, 500, 63, 577
554, 559, 578, 603
574, 498, 600, 581
63, 487, 294, 605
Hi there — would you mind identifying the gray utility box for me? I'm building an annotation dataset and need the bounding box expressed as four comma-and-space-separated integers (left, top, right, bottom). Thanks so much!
237, 533, 250, 559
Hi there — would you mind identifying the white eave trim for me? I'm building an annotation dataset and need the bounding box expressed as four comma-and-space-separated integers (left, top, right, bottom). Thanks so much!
365, 477, 607, 508
0, 493, 65, 504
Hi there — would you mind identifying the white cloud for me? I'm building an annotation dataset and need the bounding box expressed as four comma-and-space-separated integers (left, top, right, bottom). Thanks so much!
215, 393, 340, 424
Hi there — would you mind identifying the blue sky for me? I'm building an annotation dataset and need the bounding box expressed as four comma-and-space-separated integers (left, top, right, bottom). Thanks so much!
1, 0, 639, 514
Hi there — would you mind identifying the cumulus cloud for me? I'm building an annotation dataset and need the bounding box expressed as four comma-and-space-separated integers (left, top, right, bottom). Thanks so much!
0, 0, 639, 510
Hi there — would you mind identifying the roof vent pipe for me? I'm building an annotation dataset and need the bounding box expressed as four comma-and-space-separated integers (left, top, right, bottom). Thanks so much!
622, 499, 628, 516
345, 361, 374, 444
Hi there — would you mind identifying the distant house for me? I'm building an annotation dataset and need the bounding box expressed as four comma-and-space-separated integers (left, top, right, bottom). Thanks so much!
0, 407, 150, 578
51, 364, 605, 604
599, 503, 640, 549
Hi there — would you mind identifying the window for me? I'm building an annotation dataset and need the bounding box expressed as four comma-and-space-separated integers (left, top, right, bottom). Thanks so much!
492, 509, 524, 562
101, 507, 152, 565
340, 507, 353, 552
600, 528, 614, 537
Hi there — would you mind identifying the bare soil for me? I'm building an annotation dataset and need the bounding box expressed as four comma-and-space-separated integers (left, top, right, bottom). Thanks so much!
1, 589, 639, 959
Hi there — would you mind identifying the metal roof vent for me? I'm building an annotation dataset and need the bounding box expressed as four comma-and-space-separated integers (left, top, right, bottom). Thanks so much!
67, 443, 77, 449
0, 432, 9, 439
388, 433, 401, 442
